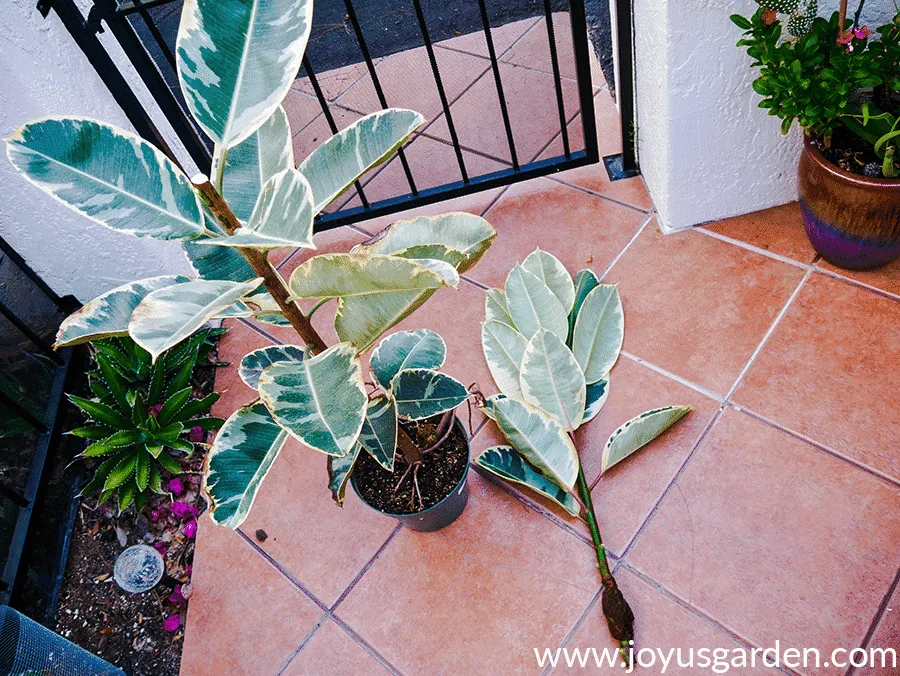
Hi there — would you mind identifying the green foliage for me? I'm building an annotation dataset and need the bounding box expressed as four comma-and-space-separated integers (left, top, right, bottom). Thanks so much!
731, 7, 900, 176
73, 331, 224, 511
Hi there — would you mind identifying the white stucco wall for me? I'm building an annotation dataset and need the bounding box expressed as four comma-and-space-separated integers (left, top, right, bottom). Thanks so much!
633, 0, 895, 232
0, 0, 191, 302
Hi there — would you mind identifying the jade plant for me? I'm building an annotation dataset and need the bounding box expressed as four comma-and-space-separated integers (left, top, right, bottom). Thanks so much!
475, 249, 692, 660
6, 0, 493, 527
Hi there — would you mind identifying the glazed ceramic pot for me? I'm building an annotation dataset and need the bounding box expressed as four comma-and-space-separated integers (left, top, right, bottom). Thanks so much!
798, 137, 900, 270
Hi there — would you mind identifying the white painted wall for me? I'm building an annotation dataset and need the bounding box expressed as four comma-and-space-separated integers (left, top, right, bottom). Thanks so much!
633, 0, 895, 232
0, 0, 191, 302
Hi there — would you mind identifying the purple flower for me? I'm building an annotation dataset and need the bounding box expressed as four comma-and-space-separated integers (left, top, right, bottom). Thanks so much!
854, 25, 872, 39
152, 542, 168, 557
185, 565, 193, 575
162, 614, 181, 632
169, 585, 187, 605
147, 403, 163, 418
183, 519, 198, 539
170, 502, 199, 520
187, 425, 205, 443
167, 478, 184, 496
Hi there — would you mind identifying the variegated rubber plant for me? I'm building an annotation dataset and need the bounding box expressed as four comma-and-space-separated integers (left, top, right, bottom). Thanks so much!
6, 0, 493, 528
476, 249, 692, 661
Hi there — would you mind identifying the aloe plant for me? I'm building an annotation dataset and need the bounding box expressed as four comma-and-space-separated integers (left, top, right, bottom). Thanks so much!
476, 249, 692, 661
6, 0, 494, 526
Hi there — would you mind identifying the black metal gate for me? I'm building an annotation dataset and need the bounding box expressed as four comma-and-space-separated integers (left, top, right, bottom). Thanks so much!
37, 0, 638, 231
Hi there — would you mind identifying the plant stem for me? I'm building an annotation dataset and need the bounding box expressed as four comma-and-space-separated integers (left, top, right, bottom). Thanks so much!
191, 175, 328, 355
839, 0, 849, 31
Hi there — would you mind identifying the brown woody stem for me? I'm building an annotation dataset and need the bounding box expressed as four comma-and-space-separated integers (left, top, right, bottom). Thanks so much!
191, 175, 328, 355
839, 0, 848, 32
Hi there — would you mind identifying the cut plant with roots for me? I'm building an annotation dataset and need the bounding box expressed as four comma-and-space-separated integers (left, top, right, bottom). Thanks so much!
477, 249, 692, 661
6, 0, 495, 529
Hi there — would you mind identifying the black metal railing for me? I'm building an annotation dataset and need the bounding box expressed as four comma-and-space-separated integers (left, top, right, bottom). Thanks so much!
39, 0, 638, 231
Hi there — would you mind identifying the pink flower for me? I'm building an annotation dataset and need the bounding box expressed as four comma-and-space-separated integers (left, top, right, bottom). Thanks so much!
167, 478, 184, 495
187, 425, 204, 443
170, 502, 199, 520
183, 519, 198, 539
162, 614, 181, 632
854, 25, 872, 39
147, 404, 163, 418
168, 585, 187, 605
838, 29, 853, 45
152, 542, 168, 557
185, 565, 193, 576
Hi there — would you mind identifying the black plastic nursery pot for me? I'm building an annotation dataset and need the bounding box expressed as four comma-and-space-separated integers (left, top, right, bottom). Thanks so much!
351, 417, 470, 532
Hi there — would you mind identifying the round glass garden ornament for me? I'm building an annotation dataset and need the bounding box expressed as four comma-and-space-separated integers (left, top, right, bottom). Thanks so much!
114, 544, 164, 593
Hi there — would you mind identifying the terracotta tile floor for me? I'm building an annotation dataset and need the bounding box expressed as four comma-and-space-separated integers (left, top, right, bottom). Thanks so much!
182, 18, 900, 676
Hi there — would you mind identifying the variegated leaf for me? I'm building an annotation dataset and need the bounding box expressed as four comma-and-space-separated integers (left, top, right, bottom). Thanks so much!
582, 377, 610, 425
130, 278, 263, 360
220, 105, 293, 222
238, 345, 305, 390
300, 109, 424, 213
55, 276, 190, 347
481, 393, 507, 421
481, 320, 528, 398
485, 288, 515, 329
327, 442, 362, 507
198, 169, 315, 249
391, 369, 469, 421
601, 405, 692, 474
519, 328, 585, 432
182, 217, 258, 284
568, 269, 600, 345
7, 118, 204, 240
370, 329, 446, 391
176, 0, 313, 148
572, 284, 624, 384
258, 343, 366, 457
475, 446, 580, 517
391, 244, 466, 269
492, 396, 579, 491
204, 402, 288, 528
521, 249, 575, 314
358, 395, 397, 471
504, 265, 568, 341
353, 212, 496, 273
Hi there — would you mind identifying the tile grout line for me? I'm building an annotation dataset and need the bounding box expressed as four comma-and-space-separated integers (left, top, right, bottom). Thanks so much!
694, 226, 812, 271
538, 587, 604, 676
236, 317, 283, 345
620, 350, 725, 404
846, 563, 900, 676
546, 175, 652, 215
597, 212, 655, 282
273, 613, 329, 676
812, 263, 900, 303
432, 16, 543, 62
327, 613, 407, 676
329, 523, 403, 612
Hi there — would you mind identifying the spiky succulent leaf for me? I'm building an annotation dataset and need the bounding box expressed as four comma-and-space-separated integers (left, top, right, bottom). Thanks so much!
582, 377, 610, 425
6, 118, 204, 240
519, 328, 586, 432
481, 320, 528, 398
176, 0, 313, 148
104, 452, 138, 491
327, 443, 363, 507
300, 109, 424, 213
204, 403, 288, 528
68, 395, 131, 429
55, 276, 191, 348
257, 343, 367, 457
357, 396, 398, 471
601, 406, 692, 474
572, 284, 624, 384
158, 387, 192, 426
521, 249, 575, 314
129, 278, 263, 361
238, 345, 306, 390
82, 430, 143, 457
475, 446, 580, 517
391, 369, 469, 421
504, 265, 568, 341
370, 329, 446, 391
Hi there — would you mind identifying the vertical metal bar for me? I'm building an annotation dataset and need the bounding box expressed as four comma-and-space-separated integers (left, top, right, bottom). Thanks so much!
569, 0, 600, 165
543, 1, 571, 158
476, 0, 520, 170
303, 57, 370, 210
342, 0, 419, 196
136, 8, 177, 71
613, 0, 636, 171
409, 0, 468, 183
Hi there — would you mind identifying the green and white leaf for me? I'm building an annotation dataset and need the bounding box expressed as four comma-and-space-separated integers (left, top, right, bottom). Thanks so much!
238, 345, 305, 390
391, 244, 466, 269
129, 278, 263, 360
480, 393, 507, 422
198, 169, 314, 249
568, 269, 599, 344
300, 109, 424, 213
353, 212, 496, 273
492, 396, 579, 491
55, 275, 190, 347
572, 284, 624, 384
481, 320, 527, 398
327, 442, 362, 507
257, 343, 366, 457
485, 288, 515, 329
391, 369, 469, 421
219, 105, 293, 222
601, 405, 692, 474
370, 329, 446, 391
358, 395, 397, 471
176, 0, 313, 148
475, 446, 580, 517
521, 249, 574, 314
519, 328, 585, 432
582, 377, 610, 425
504, 265, 568, 341
182, 222, 258, 284
204, 403, 288, 528
7, 118, 204, 240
